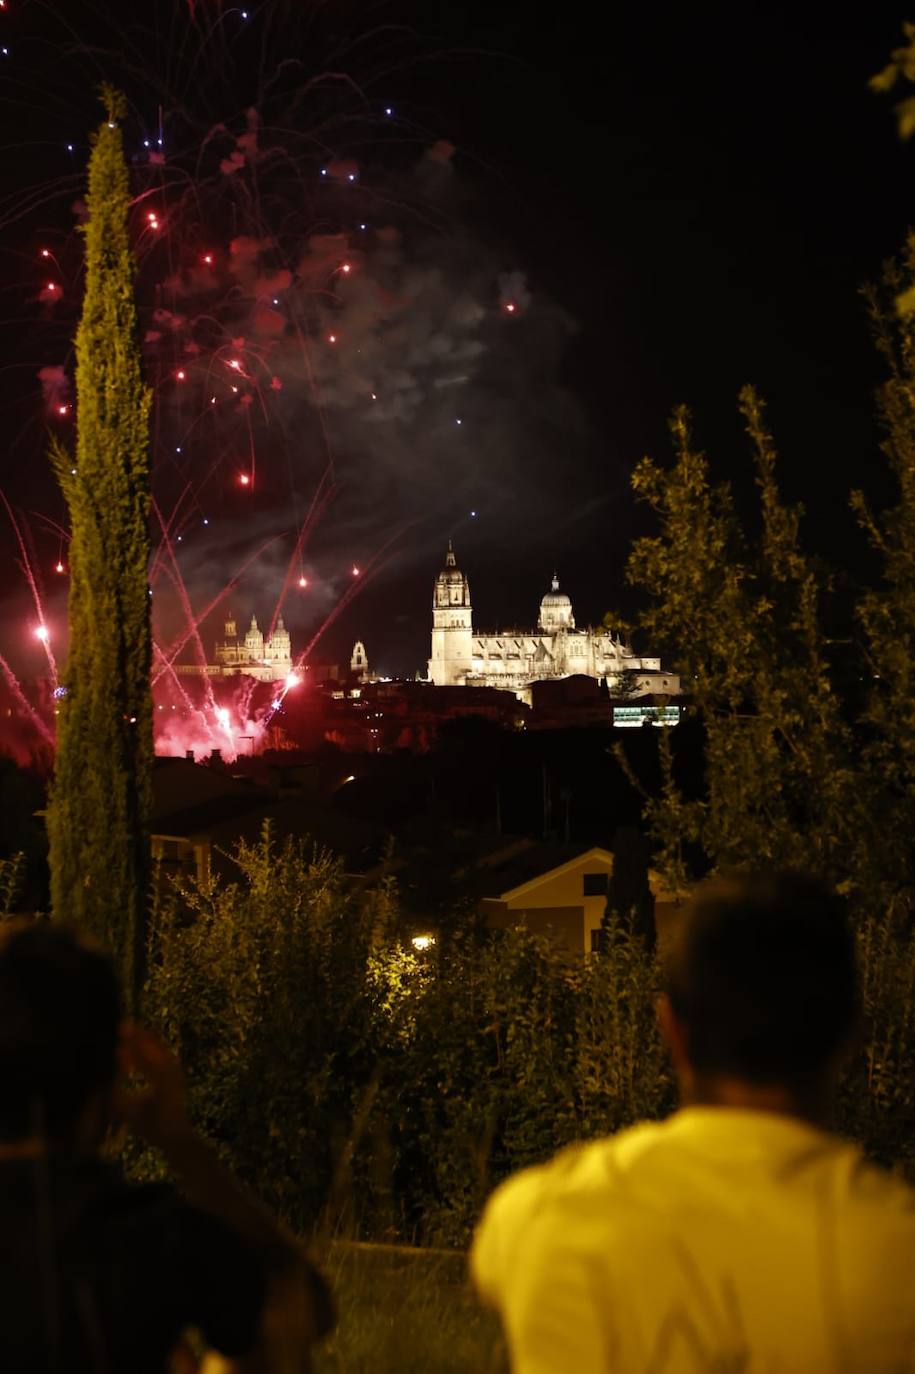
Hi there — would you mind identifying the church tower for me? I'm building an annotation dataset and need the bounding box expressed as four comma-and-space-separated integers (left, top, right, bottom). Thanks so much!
245, 614, 264, 663
265, 615, 291, 674
351, 640, 369, 680
428, 541, 473, 686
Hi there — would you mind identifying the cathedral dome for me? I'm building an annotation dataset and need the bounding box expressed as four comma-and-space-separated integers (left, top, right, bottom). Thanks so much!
437, 539, 464, 582
538, 574, 575, 630
438, 566, 466, 586
433, 539, 471, 611
540, 579, 571, 609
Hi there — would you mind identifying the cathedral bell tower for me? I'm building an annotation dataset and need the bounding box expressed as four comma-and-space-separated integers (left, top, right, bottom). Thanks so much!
428, 541, 473, 686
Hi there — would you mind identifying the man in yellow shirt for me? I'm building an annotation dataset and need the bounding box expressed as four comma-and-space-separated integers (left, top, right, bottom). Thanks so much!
471, 872, 915, 1372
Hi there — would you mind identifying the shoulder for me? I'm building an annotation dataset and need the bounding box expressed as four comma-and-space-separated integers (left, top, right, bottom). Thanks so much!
492, 1119, 670, 1213
471, 1121, 666, 1298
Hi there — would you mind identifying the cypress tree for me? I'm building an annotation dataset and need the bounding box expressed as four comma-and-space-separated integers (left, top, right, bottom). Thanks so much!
47, 88, 153, 1007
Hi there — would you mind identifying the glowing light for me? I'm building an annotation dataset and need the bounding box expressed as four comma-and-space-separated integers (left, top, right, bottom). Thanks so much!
347, 173, 356, 182
46, 282, 58, 293
202, 253, 214, 265
505, 302, 516, 313
298, 575, 308, 588
228, 358, 242, 370
370, 393, 377, 401
320, 168, 327, 177
55, 561, 64, 574
57, 404, 69, 416
203, 518, 209, 526
359, 223, 367, 231
66, 144, 74, 153
35, 625, 49, 644
384, 106, 394, 116
40, 249, 50, 259
470, 510, 477, 518
285, 672, 301, 689
239, 473, 250, 486
351, 565, 360, 576
216, 707, 230, 730
340, 263, 351, 274
147, 211, 158, 223
412, 934, 436, 951
455, 418, 462, 426
175, 369, 186, 381
328, 334, 337, 344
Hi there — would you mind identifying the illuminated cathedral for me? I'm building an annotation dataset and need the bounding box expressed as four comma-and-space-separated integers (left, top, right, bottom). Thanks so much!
177, 612, 292, 682
427, 542, 679, 704
214, 613, 292, 681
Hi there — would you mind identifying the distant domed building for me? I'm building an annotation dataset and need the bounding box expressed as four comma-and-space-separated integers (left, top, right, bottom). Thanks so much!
215, 613, 292, 681
537, 575, 575, 632
177, 612, 292, 682
427, 543, 679, 704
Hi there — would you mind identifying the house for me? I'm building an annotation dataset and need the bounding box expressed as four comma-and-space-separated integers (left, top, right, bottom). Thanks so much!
480, 844, 684, 956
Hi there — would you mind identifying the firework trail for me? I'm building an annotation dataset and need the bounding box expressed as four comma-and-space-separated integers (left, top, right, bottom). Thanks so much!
0, 1, 573, 761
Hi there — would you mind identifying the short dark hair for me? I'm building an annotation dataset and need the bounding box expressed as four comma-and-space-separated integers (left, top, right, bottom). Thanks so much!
0, 921, 122, 1140
665, 872, 857, 1087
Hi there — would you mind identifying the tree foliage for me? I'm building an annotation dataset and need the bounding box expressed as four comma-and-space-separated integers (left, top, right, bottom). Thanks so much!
629, 389, 851, 883
626, 356, 915, 1169
871, 21, 915, 143
46, 88, 152, 1007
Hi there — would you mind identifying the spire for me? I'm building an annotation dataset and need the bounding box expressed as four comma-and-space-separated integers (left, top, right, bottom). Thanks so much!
445, 539, 456, 569
551, 572, 559, 592
275, 615, 285, 631
249, 614, 258, 630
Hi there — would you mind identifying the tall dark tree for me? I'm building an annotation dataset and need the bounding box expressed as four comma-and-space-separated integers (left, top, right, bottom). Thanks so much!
46, 88, 152, 1007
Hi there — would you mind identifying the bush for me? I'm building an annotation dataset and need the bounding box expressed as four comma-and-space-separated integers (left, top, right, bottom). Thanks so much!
139, 826, 670, 1245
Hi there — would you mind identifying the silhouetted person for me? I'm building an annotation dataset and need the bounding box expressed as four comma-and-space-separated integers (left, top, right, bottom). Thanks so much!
472, 872, 915, 1371
0, 920, 333, 1372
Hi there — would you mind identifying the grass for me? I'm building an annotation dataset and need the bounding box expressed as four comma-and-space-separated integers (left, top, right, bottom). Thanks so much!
313, 1240, 508, 1374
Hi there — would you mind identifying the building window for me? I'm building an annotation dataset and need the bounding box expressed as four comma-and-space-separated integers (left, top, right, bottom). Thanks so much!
583, 872, 608, 896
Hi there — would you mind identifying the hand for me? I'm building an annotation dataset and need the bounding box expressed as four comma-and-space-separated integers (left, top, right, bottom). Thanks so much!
114, 1022, 192, 1149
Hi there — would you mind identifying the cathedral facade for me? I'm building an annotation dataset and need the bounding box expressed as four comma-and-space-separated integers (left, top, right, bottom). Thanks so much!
215, 613, 292, 681
177, 613, 292, 682
427, 543, 679, 704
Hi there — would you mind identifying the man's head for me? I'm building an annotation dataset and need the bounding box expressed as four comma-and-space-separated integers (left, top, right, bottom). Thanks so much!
0, 921, 122, 1144
660, 872, 858, 1113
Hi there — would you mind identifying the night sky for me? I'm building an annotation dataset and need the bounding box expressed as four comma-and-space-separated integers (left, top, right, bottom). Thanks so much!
0, 1, 911, 678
